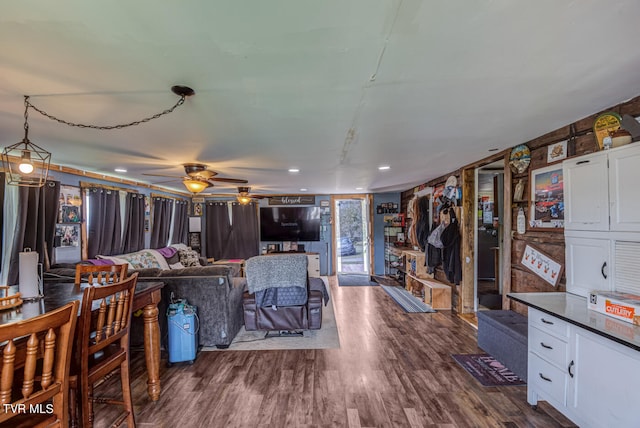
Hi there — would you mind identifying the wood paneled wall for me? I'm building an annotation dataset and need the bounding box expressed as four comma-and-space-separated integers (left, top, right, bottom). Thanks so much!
401, 95, 640, 314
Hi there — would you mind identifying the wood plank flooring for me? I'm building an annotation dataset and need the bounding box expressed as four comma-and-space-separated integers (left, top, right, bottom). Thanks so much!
94, 277, 577, 427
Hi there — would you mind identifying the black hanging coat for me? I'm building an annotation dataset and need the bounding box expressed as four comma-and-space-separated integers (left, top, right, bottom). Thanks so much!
440, 210, 462, 285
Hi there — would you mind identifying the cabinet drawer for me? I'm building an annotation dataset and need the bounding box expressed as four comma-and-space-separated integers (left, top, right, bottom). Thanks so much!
529, 326, 568, 367
528, 353, 567, 406
529, 308, 569, 338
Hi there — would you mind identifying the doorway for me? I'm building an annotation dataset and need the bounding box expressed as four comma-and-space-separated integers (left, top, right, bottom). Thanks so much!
332, 195, 372, 275
475, 162, 504, 311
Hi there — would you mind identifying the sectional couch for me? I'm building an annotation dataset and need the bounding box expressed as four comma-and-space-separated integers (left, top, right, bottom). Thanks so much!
45, 247, 247, 349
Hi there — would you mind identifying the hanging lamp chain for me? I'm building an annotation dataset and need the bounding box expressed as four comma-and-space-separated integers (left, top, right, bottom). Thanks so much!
24, 94, 186, 130
23, 95, 30, 140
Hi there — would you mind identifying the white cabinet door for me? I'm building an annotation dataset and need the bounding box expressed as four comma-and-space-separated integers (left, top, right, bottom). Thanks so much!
564, 235, 611, 297
563, 151, 609, 231
609, 144, 640, 232
307, 254, 320, 277
568, 327, 640, 428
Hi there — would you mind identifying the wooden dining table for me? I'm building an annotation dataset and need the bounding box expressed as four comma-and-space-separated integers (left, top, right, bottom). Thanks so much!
0, 280, 164, 402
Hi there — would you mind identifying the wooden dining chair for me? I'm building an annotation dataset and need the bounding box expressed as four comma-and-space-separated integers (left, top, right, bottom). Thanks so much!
74, 263, 129, 286
0, 300, 79, 428
71, 272, 139, 428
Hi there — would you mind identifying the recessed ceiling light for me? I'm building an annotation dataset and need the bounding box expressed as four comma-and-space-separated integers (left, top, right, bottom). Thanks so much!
114, 168, 127, 173
288, 168, 300, 173
355, 187, 364, 190
378, 165, 390, 170
300, 188, 308, 192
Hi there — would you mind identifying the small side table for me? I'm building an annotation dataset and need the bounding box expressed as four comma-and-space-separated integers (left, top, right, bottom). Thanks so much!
212, 259, 246, 277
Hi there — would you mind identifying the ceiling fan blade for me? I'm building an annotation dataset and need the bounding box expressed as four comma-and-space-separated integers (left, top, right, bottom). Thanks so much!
209, 177, 249, 184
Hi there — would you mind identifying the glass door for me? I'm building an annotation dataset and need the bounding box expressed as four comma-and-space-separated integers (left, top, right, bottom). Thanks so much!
332, 195, 372, 275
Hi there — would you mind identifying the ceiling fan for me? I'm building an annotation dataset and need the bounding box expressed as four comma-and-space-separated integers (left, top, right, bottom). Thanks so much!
143, 163, 248, 194
236, 186, 266, 204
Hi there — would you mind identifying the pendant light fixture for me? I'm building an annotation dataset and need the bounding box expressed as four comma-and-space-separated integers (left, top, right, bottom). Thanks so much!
1, 96, 51, 187
2, 86, 195, 188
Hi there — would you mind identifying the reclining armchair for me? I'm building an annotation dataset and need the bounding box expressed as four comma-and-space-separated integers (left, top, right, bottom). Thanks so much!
242, 254, 328, 333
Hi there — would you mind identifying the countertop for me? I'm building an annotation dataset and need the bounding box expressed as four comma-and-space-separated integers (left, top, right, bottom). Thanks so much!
508, 292, 640, 352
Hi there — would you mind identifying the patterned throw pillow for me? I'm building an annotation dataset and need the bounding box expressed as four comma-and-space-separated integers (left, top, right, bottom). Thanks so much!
178, 249, 202, 267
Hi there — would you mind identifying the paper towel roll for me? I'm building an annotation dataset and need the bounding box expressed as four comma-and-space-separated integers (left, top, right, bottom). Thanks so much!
21, 300, 44, 319
19, 250, 40, 299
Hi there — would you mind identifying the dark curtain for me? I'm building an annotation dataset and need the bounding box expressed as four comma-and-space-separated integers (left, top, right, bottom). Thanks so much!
149, 197, 173, 249
0, 173, 5, 267
8, 180, 60, 285
171, 199, 188, 245
204, 202, 231, 260
86, 187, 122, 258
226, 202, 260, 259
121, 193, 145, 254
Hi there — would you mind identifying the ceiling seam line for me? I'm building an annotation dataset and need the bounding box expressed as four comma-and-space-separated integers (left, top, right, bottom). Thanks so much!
340, 0, 404, 165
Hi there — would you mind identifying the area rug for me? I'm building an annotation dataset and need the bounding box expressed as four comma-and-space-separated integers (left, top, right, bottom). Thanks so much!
337, 274, 377, 286
379, 285, 435, 313
202, 278, 340, 351
452, 353, 526, 387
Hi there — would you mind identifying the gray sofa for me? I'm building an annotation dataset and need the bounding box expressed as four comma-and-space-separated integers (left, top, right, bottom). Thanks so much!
157, 266, 246, 348
45, 263, 247, 349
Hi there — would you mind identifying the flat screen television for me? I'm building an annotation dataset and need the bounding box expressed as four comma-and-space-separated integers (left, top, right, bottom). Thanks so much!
260, 206, 321, 241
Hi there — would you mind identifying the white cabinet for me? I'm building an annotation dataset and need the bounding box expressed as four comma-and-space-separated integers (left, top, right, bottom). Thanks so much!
527, 308, 570, 409
608, 145, 640, 231
526, 308, 640, 428
307, 253, 320, 277
563, 144, 640, 297
568, 327, 640, 427
563, 151, 609, 231
564, 143, 640, 232
564, 233, 611, 297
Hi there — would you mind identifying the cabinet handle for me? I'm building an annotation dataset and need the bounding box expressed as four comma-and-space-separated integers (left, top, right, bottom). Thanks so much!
601, 262, 608, 279
576, 160, 590, 165
541, 318, 554, 325
568, 360, 575, 378
540, 342, 553, 350
539, 373, 552, 382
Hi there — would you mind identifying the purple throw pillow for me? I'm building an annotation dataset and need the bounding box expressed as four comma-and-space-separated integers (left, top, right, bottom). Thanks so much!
86, 259, 115, 266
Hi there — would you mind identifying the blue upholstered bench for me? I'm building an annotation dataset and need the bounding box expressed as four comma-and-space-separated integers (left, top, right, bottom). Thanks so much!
477, 310, 528, 381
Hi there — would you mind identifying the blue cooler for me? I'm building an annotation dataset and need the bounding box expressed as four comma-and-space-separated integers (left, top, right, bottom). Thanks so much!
167, 300, 198, 365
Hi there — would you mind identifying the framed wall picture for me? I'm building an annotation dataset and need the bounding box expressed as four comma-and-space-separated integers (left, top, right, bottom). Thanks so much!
193, 202, 202, 216
520, 244, 563, 287
55, 224, 80, 247
529, 165, 564, 229
547, 140, 568, 163
60, 205, 81, 223
58, 185, 82, 223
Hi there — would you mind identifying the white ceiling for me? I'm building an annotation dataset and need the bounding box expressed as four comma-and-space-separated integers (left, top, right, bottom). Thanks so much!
2, 1, 640, 196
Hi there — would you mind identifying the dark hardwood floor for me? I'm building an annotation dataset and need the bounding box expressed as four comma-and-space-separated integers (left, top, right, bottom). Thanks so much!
95, 277, 576, 427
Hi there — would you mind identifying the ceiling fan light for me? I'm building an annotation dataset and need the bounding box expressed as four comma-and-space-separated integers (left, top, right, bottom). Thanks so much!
183, 179, 210, 194
237, 195, 252, 205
